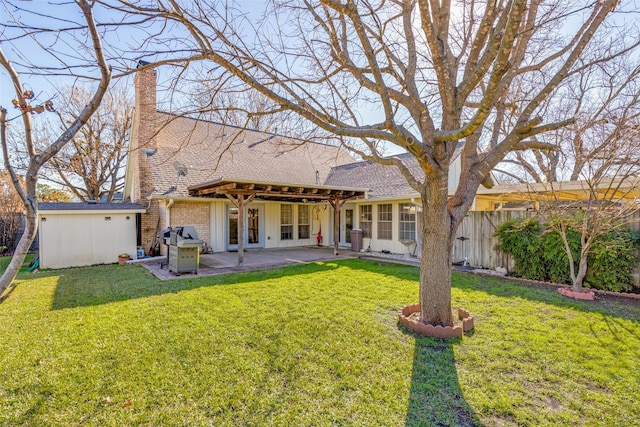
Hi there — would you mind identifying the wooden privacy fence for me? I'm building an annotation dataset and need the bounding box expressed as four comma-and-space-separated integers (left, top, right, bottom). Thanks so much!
453, 211, 534, 271
454, 210, 640, 272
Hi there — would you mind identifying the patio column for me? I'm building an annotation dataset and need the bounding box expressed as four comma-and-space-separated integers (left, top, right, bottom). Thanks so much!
225, 193, 255, 265
329, 197, 346, 256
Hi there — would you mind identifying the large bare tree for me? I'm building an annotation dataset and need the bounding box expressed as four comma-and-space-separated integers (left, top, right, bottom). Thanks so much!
534, 106, 640, 293
37, 86, 132, 202
0, 171, 24, 255
0, 0, 111, 299
498, 54, 640, 184
105, 0, 636, 326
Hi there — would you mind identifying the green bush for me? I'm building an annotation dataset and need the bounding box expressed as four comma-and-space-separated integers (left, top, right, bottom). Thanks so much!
585, 231, 639, 292
540, 227, 577, 285
494, 216, 639, 292
495, 217, 546, 280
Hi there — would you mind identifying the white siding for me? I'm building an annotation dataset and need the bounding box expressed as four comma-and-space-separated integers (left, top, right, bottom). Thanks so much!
39, 211, 139, 269
448, 156, 461, 194
210, 200, 226, 252
354, 200, 420, 255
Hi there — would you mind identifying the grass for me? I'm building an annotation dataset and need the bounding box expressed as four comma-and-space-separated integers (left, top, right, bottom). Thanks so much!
0, 258, 638, 426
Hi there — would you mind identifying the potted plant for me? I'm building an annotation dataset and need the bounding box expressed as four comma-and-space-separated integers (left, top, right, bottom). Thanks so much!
118, 253, 130, 265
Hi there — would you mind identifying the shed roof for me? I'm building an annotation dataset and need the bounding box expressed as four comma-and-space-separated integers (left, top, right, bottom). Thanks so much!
38, 202, 146, 212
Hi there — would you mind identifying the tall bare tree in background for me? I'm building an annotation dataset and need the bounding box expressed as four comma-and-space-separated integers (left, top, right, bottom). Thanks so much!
0, 171, 23, 255
532, 95, 640, 293
0, 0, 111, 299
104, 0, 637, 326
496, 52, 640, 293
497, 54, 640, 184
38, 86, 132, 202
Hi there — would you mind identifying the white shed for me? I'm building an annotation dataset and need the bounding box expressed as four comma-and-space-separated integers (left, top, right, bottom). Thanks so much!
38, 202, 146, 269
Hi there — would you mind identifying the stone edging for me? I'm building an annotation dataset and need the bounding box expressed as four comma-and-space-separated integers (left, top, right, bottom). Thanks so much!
398, 304, 474, 338
557, 287, 595, 300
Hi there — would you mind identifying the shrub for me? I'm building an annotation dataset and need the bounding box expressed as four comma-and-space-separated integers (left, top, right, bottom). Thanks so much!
494, 216, 639, 292
585, 230, 639, 292
494, 217, 546, 280
540, 226, 577, 285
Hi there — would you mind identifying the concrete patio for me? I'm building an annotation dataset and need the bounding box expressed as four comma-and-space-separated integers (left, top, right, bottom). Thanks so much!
138, 246, 360, 280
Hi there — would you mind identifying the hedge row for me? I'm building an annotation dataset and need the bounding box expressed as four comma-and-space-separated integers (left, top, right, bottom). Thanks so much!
494, 217, 640, 293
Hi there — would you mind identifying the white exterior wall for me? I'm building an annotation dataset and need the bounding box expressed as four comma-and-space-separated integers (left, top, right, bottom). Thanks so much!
353, 199, 420, 256
169, 198, 426, 256
204, 200, 332, 251
448, 155, 461, 194
39, 210, 141, 269
210, 200, 226, 252
263, 202, 328, 248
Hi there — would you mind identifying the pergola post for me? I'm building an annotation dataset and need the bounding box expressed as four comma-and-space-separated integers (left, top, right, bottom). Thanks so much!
329, 198, 346, 256
225, 193, 255, 265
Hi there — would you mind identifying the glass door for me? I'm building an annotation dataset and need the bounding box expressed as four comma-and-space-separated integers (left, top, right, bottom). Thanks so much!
247, 207, 260, 246
227, 206, 239, 250
227, 204, 263, 250
340, 207, 354, 245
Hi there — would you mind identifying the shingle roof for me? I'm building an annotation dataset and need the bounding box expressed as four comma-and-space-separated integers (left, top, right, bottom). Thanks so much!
324, 153, 423, 199
147, 113, 356, 197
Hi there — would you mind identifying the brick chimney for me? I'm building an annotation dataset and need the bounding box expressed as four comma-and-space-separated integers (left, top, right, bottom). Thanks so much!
131, 67, 157, 203
134, 67, 157, 152
132, 66, 161, 252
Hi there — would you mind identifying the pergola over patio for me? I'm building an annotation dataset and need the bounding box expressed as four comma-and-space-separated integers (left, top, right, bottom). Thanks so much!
187, 178, 368, 263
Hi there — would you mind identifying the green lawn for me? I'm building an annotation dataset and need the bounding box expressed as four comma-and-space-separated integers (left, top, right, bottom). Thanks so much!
1, 258, 638, 426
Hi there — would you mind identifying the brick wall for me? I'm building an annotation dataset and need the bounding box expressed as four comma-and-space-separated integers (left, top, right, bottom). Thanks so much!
170, 201, 210, 246
141, 200, 161, 253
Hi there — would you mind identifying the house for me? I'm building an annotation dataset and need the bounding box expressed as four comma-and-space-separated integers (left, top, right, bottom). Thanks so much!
123, 68, 506, 258
39, 70, 640, 269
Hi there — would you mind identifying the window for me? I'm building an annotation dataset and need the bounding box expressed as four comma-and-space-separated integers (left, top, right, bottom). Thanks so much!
377, 204, 392, 240
359, 205, 372, 238
399, 203, 416, 241
298, 205, 310, 239
280, 204, 293, 240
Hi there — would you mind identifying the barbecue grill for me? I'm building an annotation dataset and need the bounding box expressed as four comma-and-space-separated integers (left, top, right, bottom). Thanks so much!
165, 226, 203, 275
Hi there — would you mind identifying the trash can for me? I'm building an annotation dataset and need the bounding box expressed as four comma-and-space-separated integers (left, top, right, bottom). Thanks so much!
350, 229, 363, 252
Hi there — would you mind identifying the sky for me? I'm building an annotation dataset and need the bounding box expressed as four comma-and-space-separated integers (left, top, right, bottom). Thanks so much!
2, 1, 639, 163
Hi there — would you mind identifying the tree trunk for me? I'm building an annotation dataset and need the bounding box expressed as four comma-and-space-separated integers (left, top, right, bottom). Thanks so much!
419, 176, 455, 327
0, 189, 38, 299
572, 247, 589, 292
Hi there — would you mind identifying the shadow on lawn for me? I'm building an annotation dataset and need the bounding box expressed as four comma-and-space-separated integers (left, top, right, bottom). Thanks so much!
404, 336, 483, 426
50, 261, 339, 310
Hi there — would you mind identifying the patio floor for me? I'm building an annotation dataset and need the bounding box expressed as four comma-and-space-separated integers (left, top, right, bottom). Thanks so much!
139, 246, 360, 280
